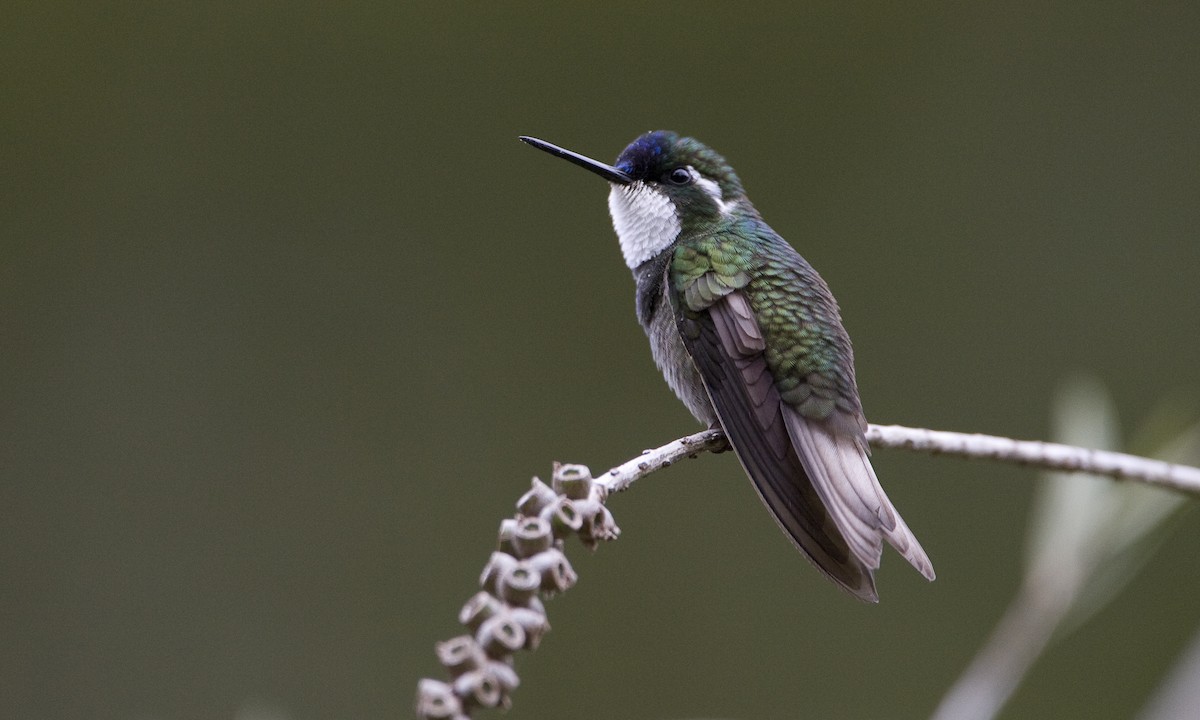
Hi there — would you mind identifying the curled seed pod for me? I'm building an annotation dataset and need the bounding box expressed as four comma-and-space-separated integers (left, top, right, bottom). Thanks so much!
577, 505, 605, 549
589, 482, 609, 504
497, 560, 541, 605
480, 552, 518, 595
528, 547, 577, 594
497, 518, 519, 556
552, 462, 594, 500
477, 612, 526, 656
516, 477, 557, 516
508, 606, 551, 650
435, 635, 486, 677
485, 659, 520, 693
570, 497, 601, 522
592, 506, 620, 541
474, 662, 519, 711
578, 505, 620, 549
458, 591, 503, 634
415, 678, 465, 720
542, 496, 582, 538
453, 669, 503, 709
577, 517, 596, 549
511, 517, 553, 558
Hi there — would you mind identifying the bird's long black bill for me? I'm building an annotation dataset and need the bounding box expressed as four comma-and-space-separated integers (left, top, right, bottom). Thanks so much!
519, 136, 632, 184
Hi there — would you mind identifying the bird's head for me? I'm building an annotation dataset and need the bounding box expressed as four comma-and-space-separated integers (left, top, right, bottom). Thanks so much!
521, 131, 747, 268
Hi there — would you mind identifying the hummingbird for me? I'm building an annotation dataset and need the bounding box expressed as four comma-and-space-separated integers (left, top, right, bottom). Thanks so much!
519, 131, 934, 602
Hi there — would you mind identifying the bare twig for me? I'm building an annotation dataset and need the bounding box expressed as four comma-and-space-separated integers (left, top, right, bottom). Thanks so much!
866, 424, 1200, 496
597, 428, 727, 493
417, 422, 1200, 718
593, 424, 1200, 497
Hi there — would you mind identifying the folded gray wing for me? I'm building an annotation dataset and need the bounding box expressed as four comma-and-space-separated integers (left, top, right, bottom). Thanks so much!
680, 290, 934, 601
681, 290, 880, 601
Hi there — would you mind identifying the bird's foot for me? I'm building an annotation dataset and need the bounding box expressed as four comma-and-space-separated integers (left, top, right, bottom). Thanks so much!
706, 423, 732, 453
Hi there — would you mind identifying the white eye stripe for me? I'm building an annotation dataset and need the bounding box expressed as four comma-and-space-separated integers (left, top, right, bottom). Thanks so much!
695, 174, 733, 215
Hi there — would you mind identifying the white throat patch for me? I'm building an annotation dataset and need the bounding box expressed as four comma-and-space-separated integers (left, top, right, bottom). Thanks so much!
607, 182, 681, 269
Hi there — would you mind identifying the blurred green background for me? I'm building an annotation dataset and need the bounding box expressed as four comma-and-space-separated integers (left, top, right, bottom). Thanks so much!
4, 2, 1199, 719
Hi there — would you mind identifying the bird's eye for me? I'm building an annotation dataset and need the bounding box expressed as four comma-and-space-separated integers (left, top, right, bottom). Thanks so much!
666, 167, 694, 186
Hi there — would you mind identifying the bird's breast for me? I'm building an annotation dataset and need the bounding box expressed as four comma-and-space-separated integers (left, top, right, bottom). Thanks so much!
642, 280, 718, 426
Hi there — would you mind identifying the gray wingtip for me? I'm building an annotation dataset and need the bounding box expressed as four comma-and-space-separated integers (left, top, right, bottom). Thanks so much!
783, 406, 938, 589
856, 585, 881, 604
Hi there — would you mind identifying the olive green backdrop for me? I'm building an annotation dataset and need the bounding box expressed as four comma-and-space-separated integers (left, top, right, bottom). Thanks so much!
4, 2, 1199, 719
